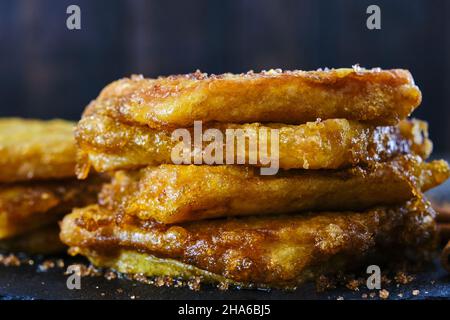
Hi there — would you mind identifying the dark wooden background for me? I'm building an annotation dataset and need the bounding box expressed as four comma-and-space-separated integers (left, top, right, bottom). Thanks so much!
0, 0, 449, 153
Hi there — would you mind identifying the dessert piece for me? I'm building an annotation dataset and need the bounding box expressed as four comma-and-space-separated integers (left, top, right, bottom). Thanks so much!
60, 197, 436, 288
89, 68, 421, 128
75, 108, 432, 177
0, 118, 76, 183
0, 177, 103, 239
98, 155, 449, 223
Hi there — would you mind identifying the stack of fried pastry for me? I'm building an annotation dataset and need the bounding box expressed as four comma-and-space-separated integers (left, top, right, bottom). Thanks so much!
0, 119, 102, 254
61, 68, 450, 288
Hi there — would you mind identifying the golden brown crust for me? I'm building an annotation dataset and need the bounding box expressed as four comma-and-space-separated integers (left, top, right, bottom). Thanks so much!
0, 224, 65, 254
90, 68, 421, 128
0, 118, 77, 183
98, 155, 449, 224
0, 177, 104, 239
60, 198, 436, 288
398, 118, 433, 157
75, 108, 432, 178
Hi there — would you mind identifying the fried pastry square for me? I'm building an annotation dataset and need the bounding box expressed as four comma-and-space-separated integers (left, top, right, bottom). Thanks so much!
75, 108, 432, 178
0, 178, 103, 239
0, 118, 77, 183
90, 68, 421, 128
60, 197, 436, 288
98, 155, 449, 223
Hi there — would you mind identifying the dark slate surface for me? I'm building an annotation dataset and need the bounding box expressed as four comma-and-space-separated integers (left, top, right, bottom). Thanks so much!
0, 255, 449, 300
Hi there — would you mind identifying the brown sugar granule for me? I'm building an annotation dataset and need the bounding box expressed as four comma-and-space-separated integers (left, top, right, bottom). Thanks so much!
379, 289, 390, 300
394, 271, 414, 284
187, 277, 202, 291
149, 276, 175, 287
163, 276, 175, 287
154, 276, 165, 287
131, 273, 148, 283
0, 254, 21, 267
64, 263, 101, 277
217, 281, 230, 291
174, 279, 185, 288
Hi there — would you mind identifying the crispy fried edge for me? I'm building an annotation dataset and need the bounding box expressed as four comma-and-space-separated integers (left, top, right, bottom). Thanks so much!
91, 68, 421, 128
74, 109, 432, 178
0, 177, 104, 239
0, 118, 77, 183
60, 197, 436, 288
98, 155, 449, 223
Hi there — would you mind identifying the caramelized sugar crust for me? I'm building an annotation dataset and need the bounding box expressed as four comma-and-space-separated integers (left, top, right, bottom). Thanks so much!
60, 198, 436, 288
89, 68, 421, 129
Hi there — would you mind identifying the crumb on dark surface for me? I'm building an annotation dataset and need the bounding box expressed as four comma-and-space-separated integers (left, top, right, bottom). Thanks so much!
131, 273, 152, 284
64, 263, 102, 277
379, 289, 390, 299
217, 281, 230, 291
38, 260, 56, 272
0, 254, 21, 267
154, 276, 166, 287
187, 277, 202, 291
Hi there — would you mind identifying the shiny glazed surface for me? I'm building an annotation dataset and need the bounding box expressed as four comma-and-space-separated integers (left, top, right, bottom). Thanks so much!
98, 155, 449, 223
0, 177, 103, 239
75, 107, 432, 177
60, 198, 436, 288
0, 118, 77, 183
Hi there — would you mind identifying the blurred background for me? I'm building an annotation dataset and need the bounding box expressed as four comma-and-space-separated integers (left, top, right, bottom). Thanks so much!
0, 0, 449, 153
